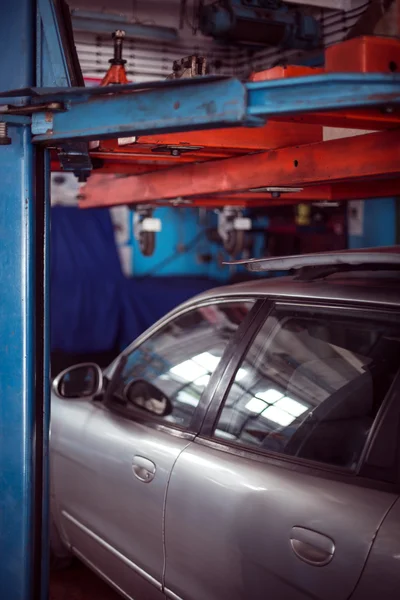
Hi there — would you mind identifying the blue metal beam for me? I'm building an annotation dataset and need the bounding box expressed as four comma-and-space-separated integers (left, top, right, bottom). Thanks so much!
0, 1, 36, 598
30, 77, 248, 142
18, 72, 400, 144
247, 73, 400, 117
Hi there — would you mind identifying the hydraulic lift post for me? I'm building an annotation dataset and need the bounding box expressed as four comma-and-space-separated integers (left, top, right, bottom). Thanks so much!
0, 1, 49, 599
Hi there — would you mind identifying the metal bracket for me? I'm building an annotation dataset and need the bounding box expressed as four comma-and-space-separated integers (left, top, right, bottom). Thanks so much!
35, 0, 92, 178
218, 206, 251, 257
0, 115, 31, 125
154, 145, 204, 156
133, 206, 162, 256
0, 101, 65, 115
167, 55, 208, 79
26, 77, 247, 144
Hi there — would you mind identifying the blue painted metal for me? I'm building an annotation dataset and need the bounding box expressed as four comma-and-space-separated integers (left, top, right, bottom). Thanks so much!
37, 0, 71, 87
31, 77, 247, 142
12, 73, 398, 144
71, 9, 178, 41
0, 2, 36, 598
24, 73, 400, 143
199, 0, 320, 49
36, 0, 91, 178
131, 208, 229, 279
39, 149, 51, 600
247, 73, 400, 116
0, 115, 31, 125
349, 199, 396, 250
0, 75, 232, 99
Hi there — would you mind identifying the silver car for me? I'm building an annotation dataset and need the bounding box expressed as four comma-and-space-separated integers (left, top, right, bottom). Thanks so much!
50, 249, 400, 600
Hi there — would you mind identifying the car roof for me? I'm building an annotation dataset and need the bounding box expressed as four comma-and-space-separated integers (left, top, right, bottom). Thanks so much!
189, 272, 400, 308
225, 246, 400, 272
186, 246, 400, 310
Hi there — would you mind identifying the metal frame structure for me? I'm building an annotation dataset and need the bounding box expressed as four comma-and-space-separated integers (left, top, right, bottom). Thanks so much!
80, 128, 400, 208
1, 2, 400, 599
71, 35, 400, 211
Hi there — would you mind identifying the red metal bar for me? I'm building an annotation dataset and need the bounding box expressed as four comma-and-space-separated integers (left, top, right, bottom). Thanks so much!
78, 178, 400, 209
270, 110, 400, 131
79, 129, 400, 208
184, 179, 400, 208
136, 120, 322, 151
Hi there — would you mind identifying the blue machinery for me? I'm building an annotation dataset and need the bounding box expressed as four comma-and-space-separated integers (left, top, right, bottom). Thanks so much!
1, 1, 400, 598
199, 0, 321, 49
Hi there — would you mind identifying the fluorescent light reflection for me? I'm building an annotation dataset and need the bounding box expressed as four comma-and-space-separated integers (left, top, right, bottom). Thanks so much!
255, 389, 283, 403
194, 374, 211, 388
275, 396, 307, 417
235, 368, 247, 381
176, 391, 199, 407
193, 352, 220, 371
245, 388, 308, 426
245, 397, 267, 413
170, 352, 221, 383
170, 360, 208, 381
262, 405, 295, 426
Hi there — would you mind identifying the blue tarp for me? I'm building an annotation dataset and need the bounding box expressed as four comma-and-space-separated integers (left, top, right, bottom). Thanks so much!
51, 206, 217, 354
123, 276, 218, 346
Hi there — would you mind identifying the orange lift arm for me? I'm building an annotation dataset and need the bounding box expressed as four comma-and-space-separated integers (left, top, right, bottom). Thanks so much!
76, 35, 400, 210
79, 128, 400, 208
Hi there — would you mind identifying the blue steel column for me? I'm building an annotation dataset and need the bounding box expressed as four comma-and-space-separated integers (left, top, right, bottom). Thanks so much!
0, 1, 42, 598
38, 148, 51, 600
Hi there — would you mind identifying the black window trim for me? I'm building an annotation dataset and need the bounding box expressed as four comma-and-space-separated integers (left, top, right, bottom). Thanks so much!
197, 297, 400, 489
199, 298, 273, 435
191, 298, 270, 433
105, 295, 263, 437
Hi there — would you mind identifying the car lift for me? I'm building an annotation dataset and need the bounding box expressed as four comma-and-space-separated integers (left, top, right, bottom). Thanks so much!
1, 1, 400, 598
78, 35, 400, 211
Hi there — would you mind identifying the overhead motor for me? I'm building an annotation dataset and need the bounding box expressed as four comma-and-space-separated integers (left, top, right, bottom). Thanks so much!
199, 0, 321, 49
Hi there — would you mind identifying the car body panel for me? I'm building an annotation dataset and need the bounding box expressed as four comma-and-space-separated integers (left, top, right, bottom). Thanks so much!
350, 497, 400, 600
50, 395, 189, 599
164, 442, 398, 600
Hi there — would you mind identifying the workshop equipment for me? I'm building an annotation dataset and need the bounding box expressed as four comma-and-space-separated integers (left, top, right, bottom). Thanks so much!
78, 36, 400, 213
100, 30, 129, 86
217, 206, 252, 255
167, 55, 208, 79
133, 206, 162, 256
2, 2, 400, 596
198, 0, 321, 49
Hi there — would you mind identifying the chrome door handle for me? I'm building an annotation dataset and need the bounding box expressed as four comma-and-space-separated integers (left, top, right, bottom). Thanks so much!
290, 527, 335, 567
132, 455, 156, 483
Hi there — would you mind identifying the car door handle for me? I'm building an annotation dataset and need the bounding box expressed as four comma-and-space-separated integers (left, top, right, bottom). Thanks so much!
132, 455, 156, 483
290, 527, 335, 567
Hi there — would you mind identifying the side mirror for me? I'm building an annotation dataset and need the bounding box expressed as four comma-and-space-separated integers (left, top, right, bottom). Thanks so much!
53, 363, 103, 399
124, 379, 172, 418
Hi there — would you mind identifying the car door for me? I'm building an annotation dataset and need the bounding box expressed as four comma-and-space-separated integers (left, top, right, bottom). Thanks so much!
51, 297, 253, 600
164, 300, 400, 600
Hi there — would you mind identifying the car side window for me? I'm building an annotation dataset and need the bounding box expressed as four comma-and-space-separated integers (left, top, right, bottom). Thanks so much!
213, 307, 400, 470
115, 301, 253, 429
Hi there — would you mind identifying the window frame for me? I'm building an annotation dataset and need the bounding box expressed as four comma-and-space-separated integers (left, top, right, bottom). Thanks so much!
197, 297, 400, 489
104, 295, 264, 437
